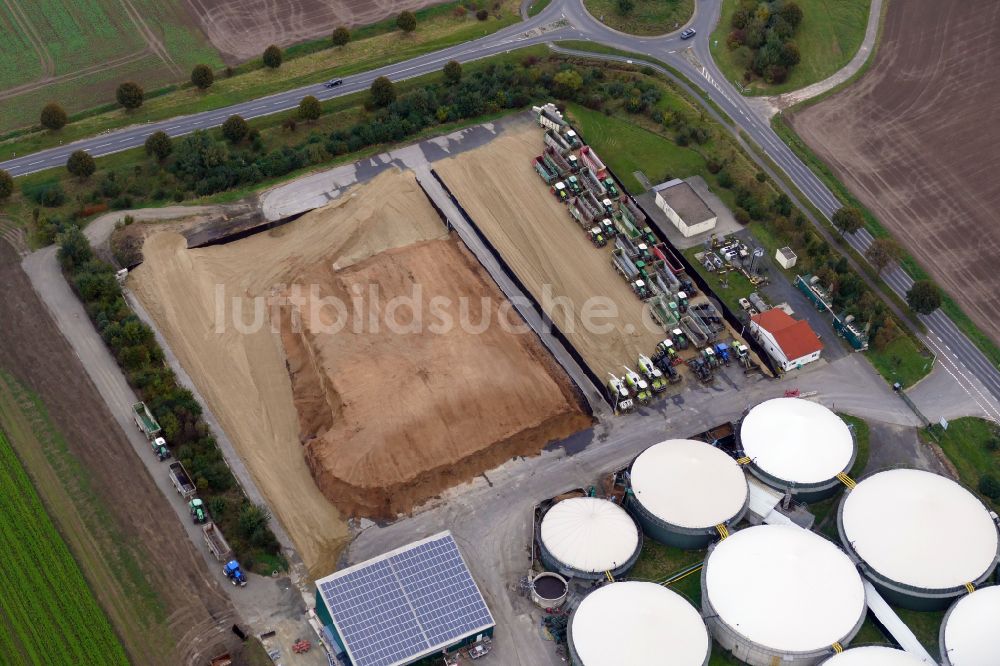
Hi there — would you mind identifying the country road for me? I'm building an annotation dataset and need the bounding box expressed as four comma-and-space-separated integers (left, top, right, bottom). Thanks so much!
2, 0, 996, 422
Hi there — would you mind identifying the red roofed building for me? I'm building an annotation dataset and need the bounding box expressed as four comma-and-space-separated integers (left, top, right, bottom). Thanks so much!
750, 309, 823, 372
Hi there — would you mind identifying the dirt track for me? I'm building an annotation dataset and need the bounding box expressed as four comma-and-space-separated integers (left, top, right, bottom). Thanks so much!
435, 123, 666, 379
130, 169, 588, 574
184, 0, 445, 61
788, 0, 1000, 346
0, 243, 239, 665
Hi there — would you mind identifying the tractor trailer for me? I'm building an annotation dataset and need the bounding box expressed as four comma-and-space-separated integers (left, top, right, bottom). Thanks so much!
168, 461, 196, 499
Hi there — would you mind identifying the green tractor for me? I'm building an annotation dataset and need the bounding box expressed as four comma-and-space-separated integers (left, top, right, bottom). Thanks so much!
189, 498, 208, 524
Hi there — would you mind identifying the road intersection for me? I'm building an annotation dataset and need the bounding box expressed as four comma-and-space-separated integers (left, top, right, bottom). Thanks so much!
2, 0, 998, 421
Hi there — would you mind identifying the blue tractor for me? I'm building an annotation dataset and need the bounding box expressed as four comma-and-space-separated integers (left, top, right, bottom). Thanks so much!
224, 560, 247, 587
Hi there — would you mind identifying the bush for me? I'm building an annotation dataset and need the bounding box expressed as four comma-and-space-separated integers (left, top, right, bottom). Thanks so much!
238, 503, 272, 540
116, 82, 144, 110
369, 76, 396, 108
191, 64, 214, 90
262, 45, 282, 69
978, 474, 1000, 501
443, 60, 463, 85
617, 0, 635, 16
475, 9, 488, 20
397, 10, 417, 33
40, 102, 68, 130
906, 280, 942, 315
28, 183, 67, 208
331, 26, 350, 46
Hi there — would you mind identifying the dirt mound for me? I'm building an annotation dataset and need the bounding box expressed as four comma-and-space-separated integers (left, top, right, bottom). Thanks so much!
282, 237, 591, 518
130, 169, 589, 572
788, 0, 1000, 346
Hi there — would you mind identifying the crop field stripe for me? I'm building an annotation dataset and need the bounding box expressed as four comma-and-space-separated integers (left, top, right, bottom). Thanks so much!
0, 430, 127, 666
0, 0, 46, 86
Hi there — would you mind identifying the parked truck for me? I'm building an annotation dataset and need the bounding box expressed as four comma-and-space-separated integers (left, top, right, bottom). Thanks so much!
545, 145, 575, 175
133, 401, 161, 439
580, 146, 607, 179
533, 156, 558, 184
620, 195, 648, 227
203, 522, 233, 561
566, 174, 583, 195
612, 248, 640, 281
581, 167, 606, 196
168, 461, 196, 499
544, 128, 571, 153
562, 128, 582, 148
602, 177, 619, 197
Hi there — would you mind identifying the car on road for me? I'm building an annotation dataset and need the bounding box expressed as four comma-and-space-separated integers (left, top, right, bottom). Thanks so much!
323, 79, 344, 88
680, 28, 696, 40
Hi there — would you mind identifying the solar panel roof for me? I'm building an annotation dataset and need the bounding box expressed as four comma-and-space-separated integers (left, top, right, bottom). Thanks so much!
317, 531, 495, 666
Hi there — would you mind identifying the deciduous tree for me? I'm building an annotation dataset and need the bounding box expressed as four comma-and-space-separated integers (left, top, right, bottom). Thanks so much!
263, 45, 283, 69
397, 10, 417, 33
865, 237, 902, 276
66, 150, 96, 180
40, 102, 68, 130
832, 206, 863, 236
906, 280, 942, 314
116, 82, 144, 110
443, 60, 462, 84
191, 64, 214, 90
369, 76, 396, 108
221, 115, 249, 143
331, 26, 351, 46
144, 131, 173, 161
298, 95, 321, 122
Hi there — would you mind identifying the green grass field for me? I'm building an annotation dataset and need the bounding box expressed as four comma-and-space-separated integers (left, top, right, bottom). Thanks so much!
710, 0, 871, 95
0, 0, 221, 133
925, 417, 1000, 511
0, 428, 127, 665
583, 0, 694, 36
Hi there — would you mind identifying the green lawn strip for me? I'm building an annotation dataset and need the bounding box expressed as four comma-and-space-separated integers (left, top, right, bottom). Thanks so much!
894, 607, 944, 658
867, 334, 932, 389
709, 0, 871, 96
0, 429, 127, 665
923, 417, 1000, 512
852, 616, 892, 646
583, 0, 694, 36
772, 115, 1000, 369
627, 540, 705, 605
527, 0, 552, 17
0, 1, 520, 155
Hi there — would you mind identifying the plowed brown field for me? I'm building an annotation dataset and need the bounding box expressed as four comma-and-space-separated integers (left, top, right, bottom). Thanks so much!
185, 0, 445, 61
131, 169, 589, 575
789, 0, 1000, 345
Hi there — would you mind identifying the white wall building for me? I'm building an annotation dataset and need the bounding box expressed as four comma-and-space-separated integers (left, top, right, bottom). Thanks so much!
750, 309, 823, 372
653, 179, 717, 237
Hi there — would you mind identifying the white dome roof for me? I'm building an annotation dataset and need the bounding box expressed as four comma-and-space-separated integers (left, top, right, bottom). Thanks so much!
841, 469, 999, 590
741, 398, 854, 484
942, 586, 1000, 666
572, 581, 709, 665
630, 439, 748, 529
540, 498, 639, 574
822, 646, 927, 665
704, 524, 865, 653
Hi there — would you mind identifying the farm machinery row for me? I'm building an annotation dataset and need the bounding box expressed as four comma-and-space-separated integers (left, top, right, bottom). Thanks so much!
532, 104, 756, 412
132, 401, 248, 587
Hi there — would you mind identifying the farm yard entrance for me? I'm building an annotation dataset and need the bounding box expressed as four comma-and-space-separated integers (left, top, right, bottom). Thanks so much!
0, 0, 220, 132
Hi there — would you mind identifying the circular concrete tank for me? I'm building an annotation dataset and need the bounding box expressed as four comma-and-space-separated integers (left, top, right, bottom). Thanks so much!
702, 524, 866, 666
627, 439, 749, 548
538, 497, 640, 580
838, 469, 1000, 610
739, 398, 856, 501
821, 646, 927, 665
530, 572, 568, 609
568, 581, 710, 666
940, 585, 1000, 666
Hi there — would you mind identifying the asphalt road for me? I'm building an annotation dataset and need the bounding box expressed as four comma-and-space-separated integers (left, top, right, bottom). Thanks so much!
3, 0, 998, 420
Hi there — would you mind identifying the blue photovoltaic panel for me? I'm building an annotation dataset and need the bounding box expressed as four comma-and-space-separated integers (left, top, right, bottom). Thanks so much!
318, 533, 494, 666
